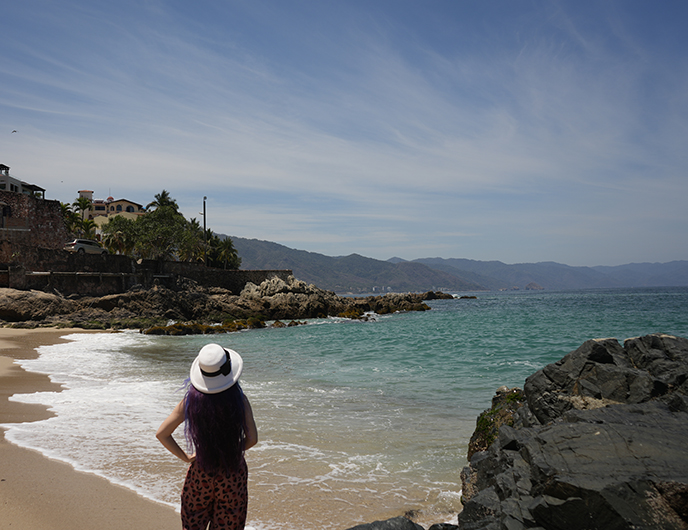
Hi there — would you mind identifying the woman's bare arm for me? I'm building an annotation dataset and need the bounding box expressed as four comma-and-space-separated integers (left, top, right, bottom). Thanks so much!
156, 399, 195, 463
243, 394, 258, 450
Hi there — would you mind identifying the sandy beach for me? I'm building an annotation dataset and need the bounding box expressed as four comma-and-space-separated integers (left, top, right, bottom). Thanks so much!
0, 327, 180, 530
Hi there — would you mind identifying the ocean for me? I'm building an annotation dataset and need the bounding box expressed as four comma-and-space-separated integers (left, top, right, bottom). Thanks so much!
4, 287, 688, 529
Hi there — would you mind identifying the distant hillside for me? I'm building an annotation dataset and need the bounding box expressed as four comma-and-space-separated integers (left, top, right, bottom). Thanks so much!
412, 258, 621, 290
231, 237, 484, 293
591, 262, 688, 288
229, 236, 688, 292
411, 258, 688, 290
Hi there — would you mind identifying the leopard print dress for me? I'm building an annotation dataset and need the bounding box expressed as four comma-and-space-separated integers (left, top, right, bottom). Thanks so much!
181, 458, 248, 530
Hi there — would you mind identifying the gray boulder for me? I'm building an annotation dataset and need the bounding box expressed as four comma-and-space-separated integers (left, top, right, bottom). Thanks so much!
0, 288, 76, 321
460, 333, 688, 530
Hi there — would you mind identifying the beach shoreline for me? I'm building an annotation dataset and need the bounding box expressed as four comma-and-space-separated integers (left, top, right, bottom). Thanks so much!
0, 327, 180, 530
0, 326, 456, 530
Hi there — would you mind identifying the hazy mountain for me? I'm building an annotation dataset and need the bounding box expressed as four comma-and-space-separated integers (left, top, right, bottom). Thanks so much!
412, 258, 623, 290
591, 262, 688, 288
410, 258, 688, 290
229, 236, 688, 293
231, 237, 484, 293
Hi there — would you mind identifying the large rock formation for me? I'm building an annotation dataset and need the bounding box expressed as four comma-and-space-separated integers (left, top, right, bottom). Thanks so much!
460, 333, 688, 530
0, 276, 449, 329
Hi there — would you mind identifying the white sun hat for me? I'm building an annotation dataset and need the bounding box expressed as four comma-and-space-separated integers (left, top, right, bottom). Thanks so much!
190, 344, 243, 394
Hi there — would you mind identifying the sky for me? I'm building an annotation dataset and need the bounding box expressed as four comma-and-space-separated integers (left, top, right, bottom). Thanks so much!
2, 0, 687, 267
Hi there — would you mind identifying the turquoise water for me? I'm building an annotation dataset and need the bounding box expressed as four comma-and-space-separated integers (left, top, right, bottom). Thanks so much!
5, 287, 688, 529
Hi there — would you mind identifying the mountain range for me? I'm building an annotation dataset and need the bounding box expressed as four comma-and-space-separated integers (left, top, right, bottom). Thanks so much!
229, 236, 688, 293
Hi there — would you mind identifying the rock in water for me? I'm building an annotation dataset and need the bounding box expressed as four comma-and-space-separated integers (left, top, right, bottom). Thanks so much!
345, 516, 425, 530
460, 333, 688, 530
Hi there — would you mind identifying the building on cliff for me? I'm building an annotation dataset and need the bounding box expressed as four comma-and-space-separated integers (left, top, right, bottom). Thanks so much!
0, 164, 45, 199
1, 170, 291, 296
0, 164, 67, 256
76, 190, 146, 236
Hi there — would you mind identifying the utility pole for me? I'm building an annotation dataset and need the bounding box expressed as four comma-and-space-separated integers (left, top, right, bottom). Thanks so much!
203, 196, 207, 266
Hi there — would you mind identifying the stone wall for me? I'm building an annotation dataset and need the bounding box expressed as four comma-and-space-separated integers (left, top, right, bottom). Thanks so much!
1, 246, 291, 296
0, 191, 70, 255
162, 261, 292, 294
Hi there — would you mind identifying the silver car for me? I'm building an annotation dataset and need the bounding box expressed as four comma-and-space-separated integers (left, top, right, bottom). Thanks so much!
63, 239, 108, 255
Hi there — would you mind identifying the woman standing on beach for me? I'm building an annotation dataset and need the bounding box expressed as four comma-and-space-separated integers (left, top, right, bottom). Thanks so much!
157, 343, 258, 530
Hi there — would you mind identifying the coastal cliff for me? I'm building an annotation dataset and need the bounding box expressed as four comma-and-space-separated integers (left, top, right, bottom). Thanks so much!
459, 333, 688, 530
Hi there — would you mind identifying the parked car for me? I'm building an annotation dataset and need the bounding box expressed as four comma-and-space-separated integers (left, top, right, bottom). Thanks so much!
63, 239, 108, 255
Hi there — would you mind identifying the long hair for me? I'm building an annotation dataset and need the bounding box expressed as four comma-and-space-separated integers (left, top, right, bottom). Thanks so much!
184, 382, 247, 474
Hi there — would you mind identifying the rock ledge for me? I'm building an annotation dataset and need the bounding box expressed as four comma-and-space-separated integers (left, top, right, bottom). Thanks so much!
460, 333, 688, 530
0, 276, 450, 329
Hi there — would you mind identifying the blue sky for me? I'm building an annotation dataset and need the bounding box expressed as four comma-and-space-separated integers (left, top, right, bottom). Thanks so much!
2, 0, 687, 266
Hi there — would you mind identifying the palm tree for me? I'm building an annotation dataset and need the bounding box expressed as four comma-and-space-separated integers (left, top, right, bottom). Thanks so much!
178, 218, 205, 262
216, 236, 241, 269
102, 216, 136, 256
60, 202, 71, 218
146, 190, 179, 212
73, 196, 92, 222
102, 230, 125, 255
60, 202, 80, 235
81, 219, 97, 239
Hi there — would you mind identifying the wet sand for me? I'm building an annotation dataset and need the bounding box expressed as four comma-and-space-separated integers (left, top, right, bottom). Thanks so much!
0, 327, 180, 530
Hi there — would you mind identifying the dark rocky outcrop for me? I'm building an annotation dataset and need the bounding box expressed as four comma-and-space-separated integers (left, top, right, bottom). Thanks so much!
343, 517, 459, 530
0, 276, 450, 329
345, 516, 425, 530
467, 387, 526, 460
460, 333, 688, 530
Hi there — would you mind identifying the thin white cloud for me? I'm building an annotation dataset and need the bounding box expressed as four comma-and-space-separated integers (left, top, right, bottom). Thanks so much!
2, 0, 687, 266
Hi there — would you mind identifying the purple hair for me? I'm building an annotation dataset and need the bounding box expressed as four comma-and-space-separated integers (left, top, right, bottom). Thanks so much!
184, 382, 247, 474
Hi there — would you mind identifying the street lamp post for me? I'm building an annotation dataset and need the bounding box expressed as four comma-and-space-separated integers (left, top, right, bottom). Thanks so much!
202, 196, 207, 266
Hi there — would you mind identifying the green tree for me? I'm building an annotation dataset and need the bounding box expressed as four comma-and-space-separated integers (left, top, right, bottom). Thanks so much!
146, 190, 178, 212
204, 231, 218, 266
205, 231, 240, 269
101, 216, 136, 255
81, 219, 97, 240
178, 218, 205, 262
90, 190, 242, 268
134, 205, 188, 260
73, 196, 92, 222
215, 236, 241, 269
60, 202, 80, 235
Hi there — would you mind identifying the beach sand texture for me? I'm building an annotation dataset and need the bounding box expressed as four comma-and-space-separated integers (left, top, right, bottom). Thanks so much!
0, 328, 180, 530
